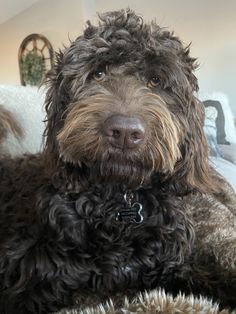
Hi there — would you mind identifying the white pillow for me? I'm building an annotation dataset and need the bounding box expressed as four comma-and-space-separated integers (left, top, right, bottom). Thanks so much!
204, 106, 217, 137
199, 92, 236, 144
203, 106, 224, 157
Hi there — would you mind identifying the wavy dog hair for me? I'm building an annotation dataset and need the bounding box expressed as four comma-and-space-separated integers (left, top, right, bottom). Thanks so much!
43, 9, 212, 193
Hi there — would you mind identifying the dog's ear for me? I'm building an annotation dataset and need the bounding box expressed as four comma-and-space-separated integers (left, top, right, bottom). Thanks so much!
176, 46, 215, 193
172, 97, 214, 194
152, 29, 211, 193
156, 31, 214, 193
44, 51, 69, 155
44, 36, 90, 157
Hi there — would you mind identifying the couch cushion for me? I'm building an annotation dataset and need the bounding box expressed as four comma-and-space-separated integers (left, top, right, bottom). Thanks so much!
0, 85, 46, 155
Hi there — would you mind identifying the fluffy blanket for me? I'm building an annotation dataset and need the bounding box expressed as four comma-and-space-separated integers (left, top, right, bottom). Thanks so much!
57, 289, 234, 314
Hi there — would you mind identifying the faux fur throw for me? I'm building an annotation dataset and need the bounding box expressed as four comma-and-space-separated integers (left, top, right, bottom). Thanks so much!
57, 289, 234, 314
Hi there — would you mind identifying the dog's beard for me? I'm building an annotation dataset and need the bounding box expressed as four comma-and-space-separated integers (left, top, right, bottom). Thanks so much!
88, 151, 153, 188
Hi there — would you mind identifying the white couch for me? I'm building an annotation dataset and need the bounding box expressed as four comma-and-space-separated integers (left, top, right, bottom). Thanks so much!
0, 85, 46, 155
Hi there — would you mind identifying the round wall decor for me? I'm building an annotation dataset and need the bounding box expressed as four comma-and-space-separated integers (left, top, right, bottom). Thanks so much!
18, 33, 54, 86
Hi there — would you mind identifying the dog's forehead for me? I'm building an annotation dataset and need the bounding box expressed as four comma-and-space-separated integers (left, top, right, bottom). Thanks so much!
70, 27, 179, 76
69, 13, 180, 69
60, 10, 198, 94
79, 29, 148, 65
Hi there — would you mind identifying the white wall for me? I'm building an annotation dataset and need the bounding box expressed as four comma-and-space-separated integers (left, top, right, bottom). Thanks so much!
0, 0, 235, 114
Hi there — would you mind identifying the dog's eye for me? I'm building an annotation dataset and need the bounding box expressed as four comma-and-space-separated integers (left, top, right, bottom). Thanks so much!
148, 76, 160, 88
93, 69, 106, 81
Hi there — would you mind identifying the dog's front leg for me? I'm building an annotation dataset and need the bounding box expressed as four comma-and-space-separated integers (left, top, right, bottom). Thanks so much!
0, 283, 71, 314
172, 254, 236, 309
0, 188, 93, 314
0, 252, 76, 314
0, 231, 84, 314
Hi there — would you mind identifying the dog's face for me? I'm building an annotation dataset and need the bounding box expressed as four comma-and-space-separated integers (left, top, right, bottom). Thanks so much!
45, 10, 211, 191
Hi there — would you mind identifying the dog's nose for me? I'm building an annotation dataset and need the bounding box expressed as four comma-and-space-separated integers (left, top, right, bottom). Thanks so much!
103, 115, 145, 149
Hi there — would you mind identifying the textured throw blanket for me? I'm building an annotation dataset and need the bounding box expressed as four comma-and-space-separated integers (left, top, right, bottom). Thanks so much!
57, 289, 234, 314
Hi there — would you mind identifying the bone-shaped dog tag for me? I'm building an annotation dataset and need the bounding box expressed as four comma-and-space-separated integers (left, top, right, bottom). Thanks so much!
116, 202, 143, 223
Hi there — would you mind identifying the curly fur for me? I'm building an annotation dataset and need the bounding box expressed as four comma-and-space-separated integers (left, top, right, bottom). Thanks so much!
0, 9, 236, 314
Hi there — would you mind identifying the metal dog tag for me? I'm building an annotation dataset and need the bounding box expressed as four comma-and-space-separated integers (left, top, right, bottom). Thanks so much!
116, 202, 143, 223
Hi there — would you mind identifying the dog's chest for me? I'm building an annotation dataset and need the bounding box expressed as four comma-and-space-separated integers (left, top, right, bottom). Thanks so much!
47, 187, 191, 292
